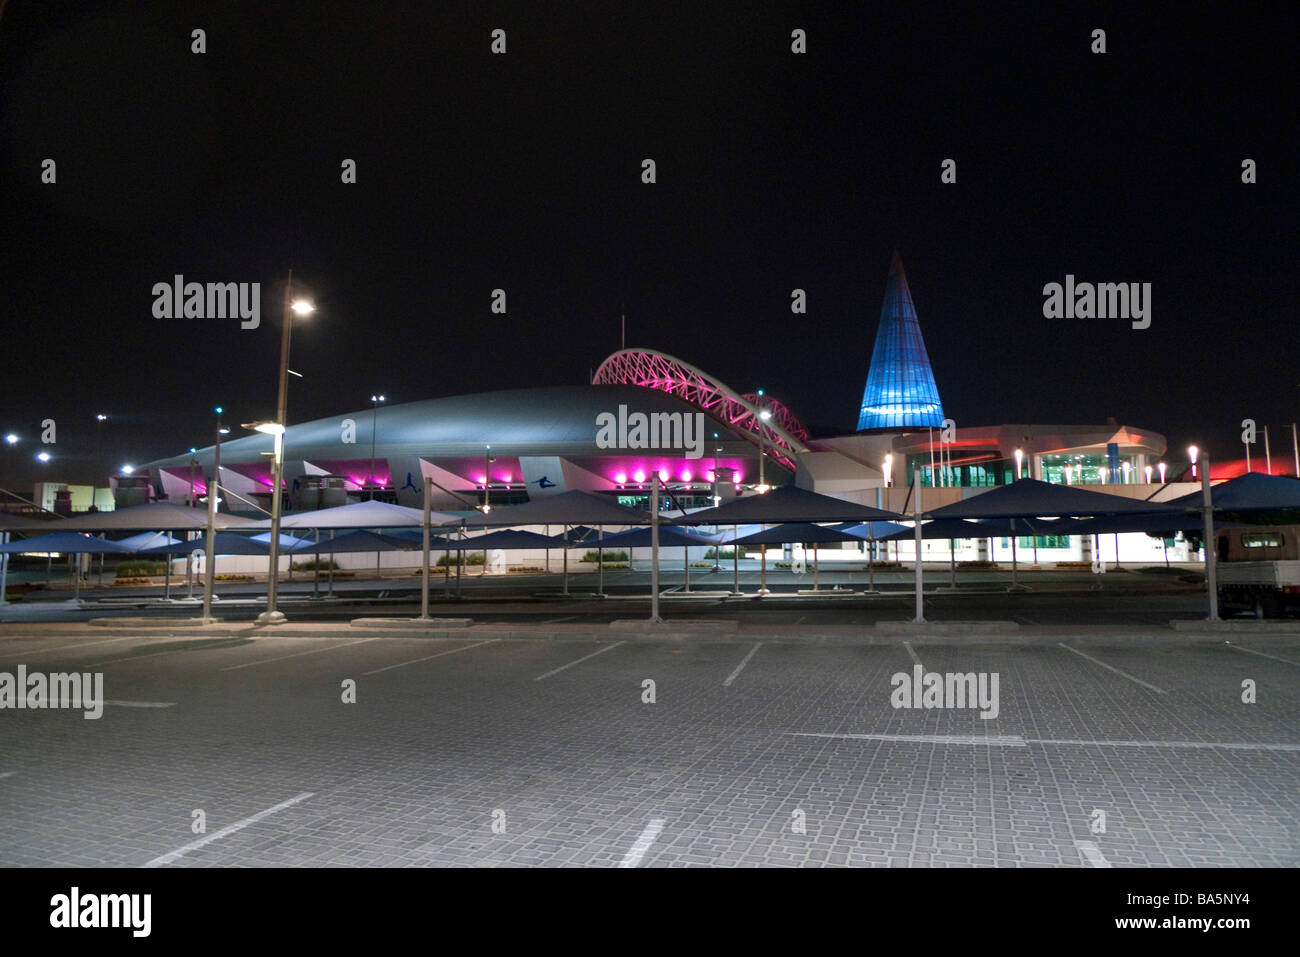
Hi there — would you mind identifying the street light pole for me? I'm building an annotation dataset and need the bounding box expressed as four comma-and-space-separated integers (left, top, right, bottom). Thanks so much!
259, 273, 313, 625
369, 394, 385, 499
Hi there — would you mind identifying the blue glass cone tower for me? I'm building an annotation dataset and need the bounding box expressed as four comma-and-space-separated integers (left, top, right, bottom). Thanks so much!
856, 251, 945, 431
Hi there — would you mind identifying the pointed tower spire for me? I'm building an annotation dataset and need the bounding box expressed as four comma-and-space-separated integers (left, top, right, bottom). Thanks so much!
856, 252, 945, 431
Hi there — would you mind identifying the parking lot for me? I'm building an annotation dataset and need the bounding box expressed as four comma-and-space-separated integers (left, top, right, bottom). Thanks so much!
1, 614, 1296, 867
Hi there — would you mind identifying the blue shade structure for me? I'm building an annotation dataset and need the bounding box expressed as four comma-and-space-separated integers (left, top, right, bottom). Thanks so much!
856, 251, 945, 431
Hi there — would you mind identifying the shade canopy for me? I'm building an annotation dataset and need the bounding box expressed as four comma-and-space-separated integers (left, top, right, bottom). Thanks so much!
249, 532, 314, 549
588, 526, 720, 549
248, 500, 460, 529
451, 529, 568, 550
113, 531, 183, 551
290, 530, 416, 555
878, 519, 999, 541
138, 532, 272, 556
475, 490, 651, 527
926, 478, 1180, 520
7, 500, 262, 531
732, 523, 866, 546
1052, 512, 1232, 536
676, 486, 899, 525
1165, 472, 1300, 511
837, 521, 911, 539
0, 532, 136, 554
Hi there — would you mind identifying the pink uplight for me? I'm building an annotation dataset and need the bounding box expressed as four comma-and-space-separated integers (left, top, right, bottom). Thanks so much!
679, 468, 693, 482
704, 470, 715, 482
613, 471, 628, 484
632, 469, 646, 483
657, 468, 669, 483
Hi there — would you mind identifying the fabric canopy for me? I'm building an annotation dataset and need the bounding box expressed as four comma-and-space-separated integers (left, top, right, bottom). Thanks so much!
1165, 472, 1300, 511
1051, 512, 1232, 536
138, 532, 272, 556
450, 529, 568, 549
676, 486, 899, 525
731, 523, 865, 546
878, 519, 1000, 541
113, 531, 183, 551
588, 526, 720, 549
7, 500, 262, 531
474, 490, 651, 527
290, 530, 416, 554
249, 532, 313, 549
248, 500, 460, 530
0, 532, 136, 554
837, 521, 910, 539
926, 478, 1180, 520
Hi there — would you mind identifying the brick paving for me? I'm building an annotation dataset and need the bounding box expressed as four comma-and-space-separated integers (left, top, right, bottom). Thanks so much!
0, 627, 1296, 867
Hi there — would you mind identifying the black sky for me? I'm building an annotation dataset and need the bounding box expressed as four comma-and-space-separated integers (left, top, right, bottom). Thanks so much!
1, 1, 1296, 485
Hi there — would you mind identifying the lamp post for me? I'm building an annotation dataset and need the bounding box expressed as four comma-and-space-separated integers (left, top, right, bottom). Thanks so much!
481, 445, 494, 514
201, 407, 228, 624
369, 394, 386, 499
1188, 444, 1198, 480
256, 278, 314, 625
93, 414, 107, 509
755, 390, 772, 493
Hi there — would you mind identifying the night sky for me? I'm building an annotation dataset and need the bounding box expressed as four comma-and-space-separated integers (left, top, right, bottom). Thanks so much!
1, 1, 1295, 487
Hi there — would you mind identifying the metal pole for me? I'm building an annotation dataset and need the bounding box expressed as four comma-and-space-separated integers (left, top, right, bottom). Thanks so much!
1264, 426, 1272, 474
683, 544, 689, 593
650, 477, 661, 622
313, 528, 320, 597
0, 531, 8, 604
912, 469, 924, 622
867, 527, 876, 593
261, 270, 295, 624
1010, 519, 1018, 588
1292, 423, 1299, 477
732, 524, 740, 595
201, 477, 218, 622
563, 525, 569, 595
1202, 455, 1218, 620
813, 542, 819, 591
420, 476, 431, 619
597, 526, 604, 597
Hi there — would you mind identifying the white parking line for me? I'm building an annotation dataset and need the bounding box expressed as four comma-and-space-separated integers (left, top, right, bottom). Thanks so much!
722, 643, 761, 687
541, 615, 580, 624
104, 700, 177, 709
1058, 643, 1166, 694
785, 732, 1300, 751
218, 637, 385, 672
791, 732, 1029, 746
96, 639, 248, 666
362, 639, 500, 675
1225, 644, 1300, 667
142, 792, 314, 867
1075, 840, 1111, 867
1, 635, 139, 656
533, 641, 625, 681
618, 818, 666, 868
903, 641, 922, 667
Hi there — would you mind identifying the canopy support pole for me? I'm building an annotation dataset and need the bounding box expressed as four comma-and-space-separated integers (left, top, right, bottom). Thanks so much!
683, 544, 690, 593
649, 477, 662, 622
596, 526, 604, 597
912, 471, 924, 623
1010, 519, 1018, 589
867, 528, 877, 594
420, 477, 432, 620
563, 524, 569, 595
0, 531, 9, 604
72, 553, 81, 602
201, 479, 218, 621
731, 525, 741, 596
313, 528, 320, 598
164, 547, 171, 600
813, 543, 819, 591
1201, 455, 1219, 620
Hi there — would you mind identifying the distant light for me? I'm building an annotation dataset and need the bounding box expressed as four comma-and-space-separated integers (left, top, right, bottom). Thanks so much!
759, 409, 772, 422
632, 469, 646, 484
1158, 462, 1167, 483
657, 468, 669, 483
613, 471, 627, 484
754, 483, 771, 494
215, 406, 224, 414
4, 434, 16, 445
248, 422, 285, 436
95, 414, 107, 422
217, 427, 230, 435
1144, 465, 1153, 483
37, 451, 51, 463
291, 299, 315, 316
120, 463, 133, 473
372, 394, 385, 403
189, 447, 198, 454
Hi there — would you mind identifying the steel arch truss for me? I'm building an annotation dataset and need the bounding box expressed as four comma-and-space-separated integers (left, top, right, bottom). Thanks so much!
592, 349, 810, 472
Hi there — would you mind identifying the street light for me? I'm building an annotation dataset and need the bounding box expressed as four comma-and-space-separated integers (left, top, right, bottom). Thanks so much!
1158, 462, 1167, 483
37, 451, 50, 463
883, 452, 893, 488
1144, 464, 1153, 484
1188, 444, 1199, 479
369, 394, 386, 498
257, 274, 314, 625
1014, 447, 1024, 480
756, 398, 772, 493
478, 445, 494, 514
120, 464, 134, 474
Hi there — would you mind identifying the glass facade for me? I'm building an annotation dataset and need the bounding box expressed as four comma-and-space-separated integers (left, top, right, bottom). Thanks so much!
856, 254, 945, 431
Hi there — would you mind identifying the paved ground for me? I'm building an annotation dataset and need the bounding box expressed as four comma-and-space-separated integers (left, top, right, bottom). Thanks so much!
1, 621, 1296, 867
